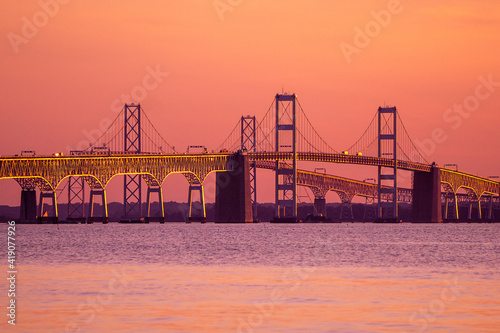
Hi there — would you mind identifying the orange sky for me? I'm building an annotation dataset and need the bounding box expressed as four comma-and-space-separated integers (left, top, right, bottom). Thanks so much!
1, 1, 499, 206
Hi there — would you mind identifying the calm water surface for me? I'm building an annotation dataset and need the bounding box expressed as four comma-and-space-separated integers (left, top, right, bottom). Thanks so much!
1, 223, 499, 332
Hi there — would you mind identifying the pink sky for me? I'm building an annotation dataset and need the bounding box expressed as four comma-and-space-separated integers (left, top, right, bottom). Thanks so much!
1, 0, 499, 206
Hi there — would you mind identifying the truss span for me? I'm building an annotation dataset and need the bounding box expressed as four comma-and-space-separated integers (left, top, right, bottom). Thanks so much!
250, 152, 432, 172
255, 161, 412, 203
440, 168, 500, 198
0, 154, 235, 191
1, 153, 498, 201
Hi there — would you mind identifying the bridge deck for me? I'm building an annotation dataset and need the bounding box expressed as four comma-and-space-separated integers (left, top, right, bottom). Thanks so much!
0, 153, 498, 197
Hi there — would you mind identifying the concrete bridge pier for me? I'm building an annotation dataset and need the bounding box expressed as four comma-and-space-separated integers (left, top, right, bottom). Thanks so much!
145, 186, 164, 223
487, 197, 493, 220
467, 199, 482, 221
363, 203, 377, 221
340, 202, 354, 221
338, 192, 354, 221
38, 191, 58, 224
443, 194, 459, 221
411, 167, 442, 223
314, 198, 326, 217
215, 152, 253, 223
20, 190, 37, 222
187, 184, 206, 223
88, 189, 108, 223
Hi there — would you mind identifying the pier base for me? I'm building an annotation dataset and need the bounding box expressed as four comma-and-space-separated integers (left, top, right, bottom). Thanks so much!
146, 186, 164, 223
20, 190, 37, 222
88, 189, 108, 224
412, 167, 442, 223
215, 152, 253, 223
187, 184, 206, 223
314, 198, 326, 217
38, 191, 58, 224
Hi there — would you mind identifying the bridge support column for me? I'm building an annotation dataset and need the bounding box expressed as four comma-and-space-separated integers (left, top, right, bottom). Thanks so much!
340, 202, 354, 221
215, 152, 253, 223
123, 103, 142, 220
443, 193, 459, 221
477, 198, 482, 220
487, 196, 493, 220
314, 198, 326, 217
88, 189, 108, 223
363, 203, 377, 221
467, 198, 482, 221
338, 192, 355, 221
411, 167, 442, 222
145, 186, 164, 223
187, 184, 206, 223
20, 190, 37, 222
38, 191, 58, 224
443, 197, 448, 220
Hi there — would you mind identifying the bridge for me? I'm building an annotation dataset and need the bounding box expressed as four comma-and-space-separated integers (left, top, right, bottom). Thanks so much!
1, 95, 498, 223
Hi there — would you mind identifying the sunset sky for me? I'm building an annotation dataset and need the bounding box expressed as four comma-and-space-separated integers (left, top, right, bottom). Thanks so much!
1, 0, 499, 206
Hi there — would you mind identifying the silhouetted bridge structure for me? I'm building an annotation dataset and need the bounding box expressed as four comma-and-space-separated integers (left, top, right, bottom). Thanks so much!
1, 95, 498, 223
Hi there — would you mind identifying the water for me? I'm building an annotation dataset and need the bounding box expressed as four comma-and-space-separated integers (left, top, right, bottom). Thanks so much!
1, 223, 499, 332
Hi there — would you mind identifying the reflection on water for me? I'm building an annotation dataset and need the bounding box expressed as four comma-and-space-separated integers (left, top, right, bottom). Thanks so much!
1, 223, 499, 332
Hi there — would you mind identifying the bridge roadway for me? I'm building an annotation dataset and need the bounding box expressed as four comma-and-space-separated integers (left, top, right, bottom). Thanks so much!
0, 152, 500, 199
251, 152, 433, 172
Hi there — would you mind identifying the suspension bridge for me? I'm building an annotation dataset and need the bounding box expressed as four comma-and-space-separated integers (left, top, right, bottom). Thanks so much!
1, 94, 498, 223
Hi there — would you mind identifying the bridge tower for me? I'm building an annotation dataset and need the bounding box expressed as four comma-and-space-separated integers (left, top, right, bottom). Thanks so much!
377, 107, 398, 220
241, 116, 257, 220
123, 103, 142, 220
274, 94, 297, 221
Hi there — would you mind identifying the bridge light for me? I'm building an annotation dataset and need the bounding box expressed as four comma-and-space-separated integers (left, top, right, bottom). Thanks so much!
342, 151, 349, 155
356, 152, 362, 156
